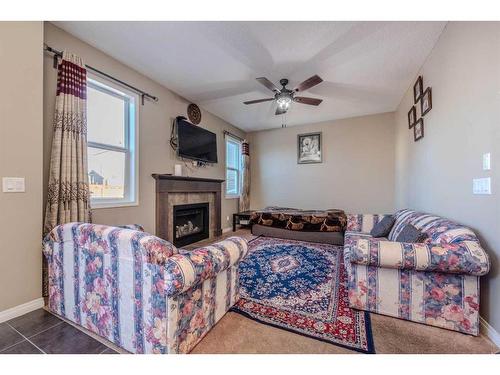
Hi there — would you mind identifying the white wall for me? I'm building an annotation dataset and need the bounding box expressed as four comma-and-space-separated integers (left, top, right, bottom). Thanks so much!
394, 22, 500, 331
249, 112, 396, 214
0, 22, 43, 311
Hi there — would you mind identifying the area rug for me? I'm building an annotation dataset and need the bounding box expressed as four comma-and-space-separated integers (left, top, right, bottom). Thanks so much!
231, 236, 374, 353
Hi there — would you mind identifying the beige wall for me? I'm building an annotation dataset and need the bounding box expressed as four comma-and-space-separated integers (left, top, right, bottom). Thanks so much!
0, 22, 44, 311
248, 112, 396, 213
394, 22, 500, 331
43, 23, 246, 235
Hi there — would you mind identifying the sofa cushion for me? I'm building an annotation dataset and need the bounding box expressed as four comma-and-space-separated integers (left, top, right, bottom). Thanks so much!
395, 224, 428, 243
388, 209, 478, 245
370, 215, 395, 238
346, 237, 489, 276
346, 214, 391, 233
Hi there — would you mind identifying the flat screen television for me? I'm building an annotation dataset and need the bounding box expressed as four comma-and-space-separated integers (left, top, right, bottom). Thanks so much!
176, 118, 218, 163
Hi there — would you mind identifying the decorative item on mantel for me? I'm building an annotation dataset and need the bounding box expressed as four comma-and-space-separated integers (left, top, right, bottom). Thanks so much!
187, 103, 202, 124
174, 164, 182, 176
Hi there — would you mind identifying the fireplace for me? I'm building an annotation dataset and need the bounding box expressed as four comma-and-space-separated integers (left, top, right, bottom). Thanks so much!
172, 202, 209, 247
152, 175, 224, 243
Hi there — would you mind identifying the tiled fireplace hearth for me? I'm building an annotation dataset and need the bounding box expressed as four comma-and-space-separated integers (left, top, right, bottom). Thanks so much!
152, 174, 224, 245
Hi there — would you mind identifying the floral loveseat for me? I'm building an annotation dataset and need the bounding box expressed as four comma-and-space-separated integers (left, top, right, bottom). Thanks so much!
43, 223, 248, 354
344, 209, 490, 335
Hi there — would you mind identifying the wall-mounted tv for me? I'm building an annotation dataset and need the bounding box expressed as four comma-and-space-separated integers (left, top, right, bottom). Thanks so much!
176, 118, 218, 163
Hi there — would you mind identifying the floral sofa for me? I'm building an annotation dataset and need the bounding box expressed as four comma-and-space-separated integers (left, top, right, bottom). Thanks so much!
344, 209, 490, 335
43, 223, 248, 354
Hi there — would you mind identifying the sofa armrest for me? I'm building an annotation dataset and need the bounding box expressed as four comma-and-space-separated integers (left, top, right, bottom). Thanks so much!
164, 237, 248, 296
348, 238, 490, 276
42, 223, 178, 261
346, 214, 391, 233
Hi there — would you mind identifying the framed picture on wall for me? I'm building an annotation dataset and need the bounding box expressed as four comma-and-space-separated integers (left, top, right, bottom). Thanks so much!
408, 105, 416, 128
414, 118, 424, 141
297, 132, 322, 164
413, 76, 423, 103
420, 87, 432, 116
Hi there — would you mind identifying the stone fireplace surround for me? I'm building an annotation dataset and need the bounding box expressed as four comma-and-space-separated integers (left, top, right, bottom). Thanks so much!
152, 174, 224, 244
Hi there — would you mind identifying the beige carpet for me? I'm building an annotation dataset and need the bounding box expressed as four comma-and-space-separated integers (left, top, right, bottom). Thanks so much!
191, 311, 498, 354
187, 229, 499, 354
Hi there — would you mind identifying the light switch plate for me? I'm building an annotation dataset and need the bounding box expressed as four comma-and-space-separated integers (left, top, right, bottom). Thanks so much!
2, 177, 25, 193
473, 177, 491, 195
483, 153, 491, 170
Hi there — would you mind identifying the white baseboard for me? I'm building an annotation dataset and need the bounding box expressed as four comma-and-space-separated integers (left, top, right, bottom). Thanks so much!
0, 298, 45, 323
480, 316, 500, 349
222, 226, 232, 234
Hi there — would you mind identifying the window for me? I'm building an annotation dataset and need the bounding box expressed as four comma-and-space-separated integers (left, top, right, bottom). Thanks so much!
225, 135, 242, 198
87, 75, 138, 208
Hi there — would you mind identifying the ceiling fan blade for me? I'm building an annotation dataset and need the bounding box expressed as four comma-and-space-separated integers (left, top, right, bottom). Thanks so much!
256, 77, 281, 93
243, 98, 275, 105
294, 75, 323, 92
294, 96, 323, 106
275, 106, 288, 115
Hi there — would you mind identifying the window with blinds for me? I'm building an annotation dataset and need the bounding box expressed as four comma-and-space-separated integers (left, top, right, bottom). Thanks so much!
225, 135, 242, 197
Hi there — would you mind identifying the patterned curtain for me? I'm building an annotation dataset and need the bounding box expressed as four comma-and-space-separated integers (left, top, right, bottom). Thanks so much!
43, 52, 91, 295
239, 140, 250, 212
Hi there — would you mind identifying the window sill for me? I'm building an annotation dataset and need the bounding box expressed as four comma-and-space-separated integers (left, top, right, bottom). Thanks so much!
225, 195, 240, 200
91, 200, 139, 209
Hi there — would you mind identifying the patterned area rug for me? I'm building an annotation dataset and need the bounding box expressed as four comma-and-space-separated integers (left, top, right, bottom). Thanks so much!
231, 237, 374, 353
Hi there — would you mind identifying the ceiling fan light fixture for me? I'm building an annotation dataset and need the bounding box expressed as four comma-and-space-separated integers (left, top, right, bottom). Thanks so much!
276, 95, 292, 109
244, 75, 324, 117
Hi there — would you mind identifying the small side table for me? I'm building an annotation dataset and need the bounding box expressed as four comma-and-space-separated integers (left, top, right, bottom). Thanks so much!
233, 211, 253, 232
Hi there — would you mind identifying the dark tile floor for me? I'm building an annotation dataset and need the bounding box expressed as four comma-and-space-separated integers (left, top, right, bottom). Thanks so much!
0, 309, 119, 354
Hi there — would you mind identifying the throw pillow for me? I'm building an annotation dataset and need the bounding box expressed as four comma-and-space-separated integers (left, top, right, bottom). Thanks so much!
370, 216, 395, 238
395, 224, 428, 243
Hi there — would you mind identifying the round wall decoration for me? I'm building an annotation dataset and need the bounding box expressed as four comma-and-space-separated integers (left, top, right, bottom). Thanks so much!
187, 103, 202, 125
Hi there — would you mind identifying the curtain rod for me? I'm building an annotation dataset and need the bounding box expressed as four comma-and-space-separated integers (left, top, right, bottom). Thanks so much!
224, 130, 245, 142
44, 44, 158, 105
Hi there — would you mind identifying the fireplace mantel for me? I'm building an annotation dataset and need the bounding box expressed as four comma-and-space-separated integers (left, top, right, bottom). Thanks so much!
152, 174, 225, 184
152, 174, 224, 242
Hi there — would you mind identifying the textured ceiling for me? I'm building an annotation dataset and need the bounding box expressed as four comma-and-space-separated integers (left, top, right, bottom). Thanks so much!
53, 21, 446, 132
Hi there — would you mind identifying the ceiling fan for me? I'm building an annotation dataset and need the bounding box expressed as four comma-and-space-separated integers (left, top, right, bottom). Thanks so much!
244, 75, 324, 115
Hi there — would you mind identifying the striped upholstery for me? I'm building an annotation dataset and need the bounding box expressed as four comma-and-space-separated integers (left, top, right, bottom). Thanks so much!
344, 210, 490, 336
43, 223, 248, 353
164, 237, 247, 296
388, 209, 479, 244
346, 214, 392, 234
349, 238, 489, 276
